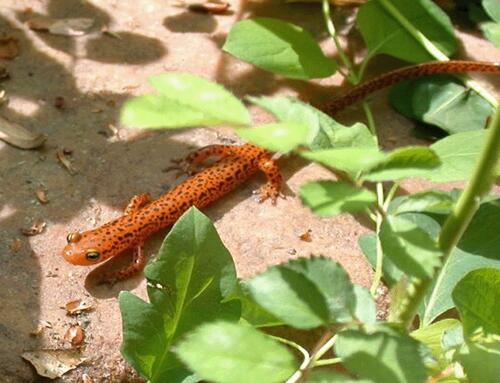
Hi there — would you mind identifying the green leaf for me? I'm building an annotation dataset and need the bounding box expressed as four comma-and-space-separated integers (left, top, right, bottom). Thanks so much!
223, 18, 336, 80
307, 369, 369, 382
363, 146, 441, 182
380, 215, 442, 279
121, 73, 250, 128
176, 321, 297, 383
119, 292, 195, 383
247, 96, 374, 150
300, 181, 376, 217
482, 0, 500, 22
411, 319, 460, 366
452, 268, 500, 336
332, 123, 377, 149
422, 200, 500, 325
335, 324, 427, 383
236, 281, 283, 327
480, 21, 500, 47
236, 122, 310, 153
359, 233, 403, 287
301, 148, 385, 178
389, 75, 493, 134
353, 285, 377, 325
356, 0, 456, 62
247, 256, 355, 329
389, 190, 454, 215
426, 130, 500, 182
120, 208, 240, 383
457, 334, 500, 383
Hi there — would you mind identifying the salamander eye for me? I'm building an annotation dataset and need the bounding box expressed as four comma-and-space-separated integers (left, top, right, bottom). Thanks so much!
66, 232, 82, 243
86, 250, 100, 261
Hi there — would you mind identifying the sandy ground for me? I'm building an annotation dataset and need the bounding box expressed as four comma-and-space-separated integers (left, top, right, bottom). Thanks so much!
0, 1, 498, 382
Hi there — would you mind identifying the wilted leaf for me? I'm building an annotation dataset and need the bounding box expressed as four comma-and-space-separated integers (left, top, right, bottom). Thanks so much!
22, 349, 86, 379
0, 115, 46, 149
65, 299, 93, 315
27, 16, 94, 36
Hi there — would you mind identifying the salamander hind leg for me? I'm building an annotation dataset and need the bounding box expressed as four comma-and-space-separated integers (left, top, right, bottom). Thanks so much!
124, 193, 151, 214
254, 156, 284, 205
100, 244, 145, 285
164, 144, 240, 177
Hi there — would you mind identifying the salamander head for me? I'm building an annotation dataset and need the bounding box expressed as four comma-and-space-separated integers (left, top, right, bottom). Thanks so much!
62, 231, 114, 266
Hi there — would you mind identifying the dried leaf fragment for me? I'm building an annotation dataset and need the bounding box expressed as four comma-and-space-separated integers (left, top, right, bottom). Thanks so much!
56, 150, 76, 174
36, 189, 49, 204
64, 325, 84, 346
299, 229, 313, 242
30, 320, 51, 336
22, 349, 86, 379
100, 26, 121, 39
0, 66, 10, 81
188, 1, 230, 14
82, 374, 94, 383
65, 299, 93, 315
54, 96, 65, 110
21, 221, 46, 236
0, 115, 46, 149
10, 238, 22, 252
0, 37, 20, 59
27, 16, 94, 36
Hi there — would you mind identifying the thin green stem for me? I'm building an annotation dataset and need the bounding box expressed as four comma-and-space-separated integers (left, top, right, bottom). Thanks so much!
383, 182, 400, 211
362, 101, 378, 140
272, 336, 310, 383
376, 0, 497, 108
394, 104, 500, 327
312, 357, 342, 367
370, 182, 385, 295
377, 0, 448, 60
322, 0, 358, 84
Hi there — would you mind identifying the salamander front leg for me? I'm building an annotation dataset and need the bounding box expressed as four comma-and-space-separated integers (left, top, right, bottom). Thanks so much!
254, 156, 284, 205
124, 192, 151, 214
164, 144, 238, 176
101, 244, 145, 285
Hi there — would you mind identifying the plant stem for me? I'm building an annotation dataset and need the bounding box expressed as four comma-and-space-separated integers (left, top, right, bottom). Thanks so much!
376, 0, 497, 108
313, 357, 342, 367
370, 182, 385, 295
272, 336, 310, 383
321, 0, 357, 84
394, 105, 500, 327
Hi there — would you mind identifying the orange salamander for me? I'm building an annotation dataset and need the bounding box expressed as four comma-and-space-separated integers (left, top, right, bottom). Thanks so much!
62, 60, 500, 282
63, 143, 282, 282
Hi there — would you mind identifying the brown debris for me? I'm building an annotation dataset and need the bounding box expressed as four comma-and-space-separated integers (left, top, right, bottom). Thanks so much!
188, 1, 230, 14
0, 37, 20, 60
27, 16, 94, 36
0, 65, 10, 81
82, 374, 94, 383
54, 96, 65, 110
21, 221, 47, 236
299, 229, 313, 242
36, 189, 49, 204
10, 238, 22, 252
64, 299, 93, 315
64, 325, 84, 346
21, 349, 86, 379
56, 149, 76, 174
0, 115, 46, 149
30, 320, 52, 337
